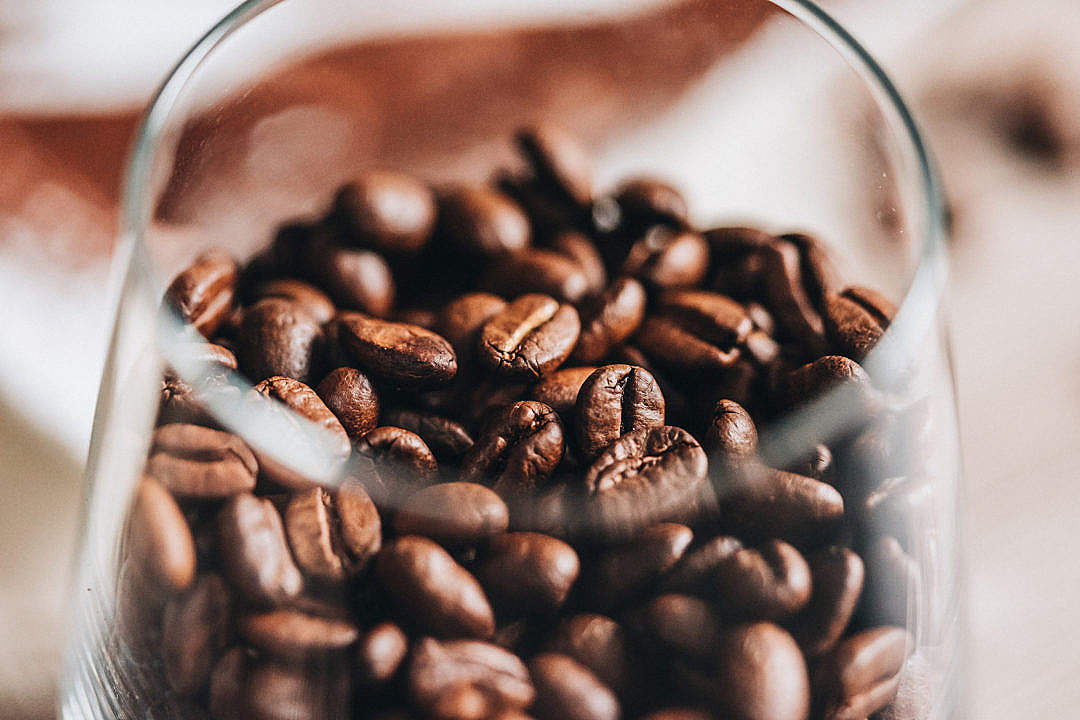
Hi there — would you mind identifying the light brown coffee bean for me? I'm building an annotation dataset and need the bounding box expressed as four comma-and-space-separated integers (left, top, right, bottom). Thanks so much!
813, 626, 911, 720
439, 185, 532, 257
316, 367, 380, 441
529, 653, 620, 720
336, 312, 458, 388
284, 480, 381, 583
147, 424, 258, 499
408, 637, 536, 719
475, 532, 580, 614
254, 278, 336, 324
709, 623, 810, 720
660, 535, 744, 595
126, 476, 196, 594
633, 593, 724, 661
395, 482, 509, 546
717, 465, 844, 546
216, 494, 303, 606
789, 546, 864, 657
238, 608, 359, 662
164, 249, 238, 338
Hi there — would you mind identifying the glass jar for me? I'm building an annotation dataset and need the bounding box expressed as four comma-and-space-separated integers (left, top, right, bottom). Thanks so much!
62, 0, 960, 718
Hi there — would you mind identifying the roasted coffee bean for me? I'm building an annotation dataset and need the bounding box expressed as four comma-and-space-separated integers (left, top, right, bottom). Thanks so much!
355, 622, 409, 687
354, 426, 438, 502
704, 226, 773, 300
813, 626, 911, 720
158, 344, 240, 427
316, 367, 380, 441
475, 532, 580, 614
570, 277, 647, 365
382, 408, 474, 459
782, 443, 833, 482
375, 535, 494, 638
244, 660, 346, 720
621, 227, 709, 290
164, 249, 238, 338
660, 535, 744, 595
711, 539, 812, 620
576, 364, 666, 462
760, 236, 832, 353
483, 249, 590, 304
704, 226, 774, 262
254, 278, 336, 324
546, 614, 631, 697
704, 399, 758, 472
216, 494, 303, 606
126, 476, 196, 594
330, 171, 437, 254
528, 366, 598, 422
238, 297, 324, 384
478, 294, 580, 380
634, 316, 741, 376
437, 293, 509, 359
335, 312, 457, 388
208, 647, 248, 719
311, 243, 396, 317
614, 177, 689, 230
707, 623, 810, 720
529, 653, 620, 720
439, 185, 531, 257
460, 401, 565, 495
860, 537, 919, 628
784, 355, 879, 419
585, 523, 692, 609
660, 289, 752, 345
238, 608, 358, 662
780, 233, 839, 310
789, 547, 864, 657
394, 482, 509, 545
823, 286, 895, 362
583, 425, 707, 540
284, 480, 381, 582
549, 231, 607, 296
516, 124, 593, 209
147, 424, 258, 499
162, 573, 232, 695
465, 380, 531, 428
717, 465, 844, 546
632, 593, 723, 660
857, 475, 934, 550
408, 637, 535, 719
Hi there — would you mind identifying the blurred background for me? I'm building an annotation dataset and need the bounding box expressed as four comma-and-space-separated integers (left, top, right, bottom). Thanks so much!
1, 0, 1079, 718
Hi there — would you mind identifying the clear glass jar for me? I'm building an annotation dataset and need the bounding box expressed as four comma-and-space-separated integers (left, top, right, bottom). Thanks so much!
62, 1, 960, 718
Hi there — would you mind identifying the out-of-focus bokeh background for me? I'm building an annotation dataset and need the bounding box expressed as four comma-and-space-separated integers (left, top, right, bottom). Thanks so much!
1, 0, 1079, 718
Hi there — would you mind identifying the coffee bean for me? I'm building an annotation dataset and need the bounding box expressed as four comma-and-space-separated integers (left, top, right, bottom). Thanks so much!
527, 366, 597, 424
164, 250, 238, 338
529, 652, 620, 720
311, 242, 396, 317
582, 523, 692, 610
717, 465, 844, 546
407, 637, 535, 718
162, 573, 232, 695
475, 532, 580, 614
331, 171, 436, 254
634, 315, 741, 376
789, 547, 864, 657
460, 401, 565, 495
254, 278, 336, 324
208, 647, 248, 719
238, 608, 358, 662
760, 236, 829, 353
216, 494, 303, 606
704, 399, 758, 472
780, 233, 839, 311
394, 482, 509, 545
857, 475, 933, 551
576, 364, 666, 462
860, 537, 919, 629
439, 186, 531, 257
158, 344, 240, 427
147, 424, 258, 499
660, 535, 744, 595
355, 622, 408, 687
583, 425, 707, 540
709, 623, 810, 720
244, 660, 345, 720
570, 277, 647, 365
546, 614, 632, 697
382, 408, 475, 459
782, 443, 833, 482
354, 426, 438, 505
614, 177, 689, 231
335, 312, 457, 388
376, 536, 494, 638
712, 539, 812, 620
478, 294, 580, 380
549, 231, 607, 296
632, 593, 723, 660
238, 297, 323, 384
812, 626, 911, 720
127, 476, 196, 594
483, 249, 590, 304
784, 355, 879, 419
621, 227, 709, 290
465, 380, 531, 428
284, 481, 381, 583
704, 226, 772, 299
438, 292, 509, 362
516, 124, 593, 209
316, 367, 380, 441
823, 286, 895, 362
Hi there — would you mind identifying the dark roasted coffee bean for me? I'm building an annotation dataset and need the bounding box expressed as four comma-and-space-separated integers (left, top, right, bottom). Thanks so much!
549, 231, 607, 296
784, 355, 879, 419
465, 380, 532, 428
546, 614, 631, 697
354, 426, 439, 506
621, 227, 709, 290
704, 399, 758, 472
158, 344, 240, 427
311, 243, 396, 317
147, 424, 258, 499
382, 408, 474, 459
336, 312, 457, 388
316, 367, 380, 441
356, 622, 409, 687
789, 546, 864, 657
127, 476, 196, 594
516, 124, 593, 209
570, 277, 647, 365
528, 366, 598, 423
585, 523, 692, 609
634, 316, 741, 376
162, 573, 232, 695
244, 660, 346, 720
408, 637, 535, 719
216, 494, 303, 606
704, 226, 774, 262
783, 443, 833, 482
711, 539, 812, 620
475, 532, 580, 614
632, 593, 723, 660
164, 249, 238, 338
614, 177, 689, 230
812, 626, 911, 720
284, 480, 381, 582
824, 286, 895, 362
331, 171, 437, 254
857, 475, 933, 550
781, 232, 839, 310
478, 294, 580, 380
460, 401, 565, 495
707, 623, 810, 720
529, 653, 620, 720
717, 465, 844, 546
660, 535, 744, 595
760, 236, 830, 353
439, 185, 531, 257
394, 482, 509, 545
660, 289, 752, 345
238, 608, 359, 661
583, 425, 707, 540
238, 297, 323, 384
483, 249, 590, 304
254, 278, 336, 324
576, 364, 665, 462
437, 292, 509, 361
860, 536, 919, 628
376, 535, 494, 638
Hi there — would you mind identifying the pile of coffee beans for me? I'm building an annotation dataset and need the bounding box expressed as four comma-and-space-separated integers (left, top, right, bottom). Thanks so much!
119, 124, 930, 720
